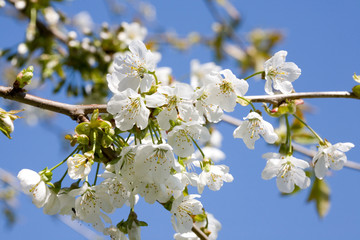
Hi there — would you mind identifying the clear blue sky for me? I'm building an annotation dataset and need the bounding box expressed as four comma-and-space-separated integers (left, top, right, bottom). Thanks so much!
1, 0, 360, 239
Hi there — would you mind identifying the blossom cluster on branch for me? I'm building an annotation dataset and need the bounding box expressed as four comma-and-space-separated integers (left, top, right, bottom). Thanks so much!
5, 33, 353, 240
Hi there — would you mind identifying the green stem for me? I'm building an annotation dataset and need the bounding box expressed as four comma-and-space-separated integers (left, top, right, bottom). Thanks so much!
149, 71, 159, 85
149, 124, 160, 143
190, 135, 205, 159
155, 125, 163, 143
237, 96, 256, 111
148, 126, 156, 144
59, 170, 68, 184
49, 148, 78, 172
49, 147, 79, 172
93, 162, 100, 186
243, 71, 264, 81
284, 114, 292, 155
292, 114, 324, 143
125, 132, 132, 143
92, 131, 97, 152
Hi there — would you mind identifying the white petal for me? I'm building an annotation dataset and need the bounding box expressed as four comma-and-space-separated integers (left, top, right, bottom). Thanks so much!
314, 156, 327, 179
261, 159, 281, 180
276, 175, 294, 193
333, 142, 355, 152
292, 168, 311, 189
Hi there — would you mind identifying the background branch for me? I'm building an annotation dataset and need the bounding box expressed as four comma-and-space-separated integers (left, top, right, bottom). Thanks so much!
220, 114, 360, 170
247, 91, 360, 105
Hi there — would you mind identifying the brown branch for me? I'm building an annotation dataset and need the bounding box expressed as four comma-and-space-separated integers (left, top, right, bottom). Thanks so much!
247, 91, 360, 105
8, 0, 68, 44
1, 87, 359, 237
220, 114, 360, 171
192, 225, 209, 240
1, 85, 360, 167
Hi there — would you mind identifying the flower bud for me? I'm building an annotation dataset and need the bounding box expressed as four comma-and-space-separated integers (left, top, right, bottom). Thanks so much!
15, 66, 34, 89
352, 85, 360, 98
0, 108, 22, 138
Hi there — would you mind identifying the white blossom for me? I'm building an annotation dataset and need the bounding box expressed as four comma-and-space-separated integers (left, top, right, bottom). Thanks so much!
70, 183, 112, 231
128, 221, 141, 240
103, 226, 129, 240
118, 22, 147, 45
17, 43, 28, 55
206, 213, 222, 240
194, 146, 225, 163
167, 122, 210, 157
171, 195, 203, 234
110, 40, 161, 93
67, 154, 92, 180
261, 153, 310, 193
194, 87, 223, 123
107, 88, 150, 131
17, 169, 50, 208
264, 50, 301, 95
313, 142, 354, 179
73, 11, 94, 34
1, 115, 14, 133
134, 144, 180, 183
145, 83, 198, 130
174, 232, 199, 240
43, 190, 60, 215
14, 0, 26, 10
100, 177, 131, 210
233, 111, 278, 149
190, 59, 221, 89
204, 69, 248, 112
156, 67, 173, 86
197, 164, 234, 194
43, 7, 60, 26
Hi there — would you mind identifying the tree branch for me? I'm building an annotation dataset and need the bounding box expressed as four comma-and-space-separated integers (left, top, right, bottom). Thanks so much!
8, 0, 68, 44
192, 225, 209, 240
246, 91, 360, 105
220, 114, 360, 171
1, 86, 359, 120
1, 87, 359, 237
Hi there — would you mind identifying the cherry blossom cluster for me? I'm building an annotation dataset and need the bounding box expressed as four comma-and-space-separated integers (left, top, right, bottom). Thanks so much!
15, 37, 355, 240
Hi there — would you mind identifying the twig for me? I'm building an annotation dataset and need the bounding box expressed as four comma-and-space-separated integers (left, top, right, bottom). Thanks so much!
7, 0, 68, 43
192, 225, 209, 240
220, 114, 360, 171
247, 91, 360, 105
1, 85, 359, 120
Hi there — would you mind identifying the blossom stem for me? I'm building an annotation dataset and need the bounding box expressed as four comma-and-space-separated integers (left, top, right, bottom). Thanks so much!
149, 71, 159, 85
190, 136, 205, 159
92, 131, 97, 152
125, 132, 132, 143
149, 123, 160, 143
93, 162, 100, 186
59, 170, 68, 184
243, 71, 264, 80
49, 147, 79, 172
237, 96, 256, 111
148, 125, 156, 144
292, 114, 324, 143
284, 114, 292, 155
154, 125, 163, 143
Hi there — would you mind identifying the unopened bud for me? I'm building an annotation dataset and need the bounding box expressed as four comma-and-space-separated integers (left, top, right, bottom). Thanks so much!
0, 108, 22, 138
15, 66, 34, 89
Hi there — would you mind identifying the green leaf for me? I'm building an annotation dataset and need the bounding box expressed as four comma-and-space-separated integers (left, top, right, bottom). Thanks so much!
137, 221, 148, 227
307, 178, 331, 218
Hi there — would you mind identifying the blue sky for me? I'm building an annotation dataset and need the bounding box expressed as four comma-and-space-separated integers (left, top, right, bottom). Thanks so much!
1, 0, 360, 239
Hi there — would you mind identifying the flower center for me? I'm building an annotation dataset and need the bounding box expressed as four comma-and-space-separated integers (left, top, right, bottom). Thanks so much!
219, 80, 233, 94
